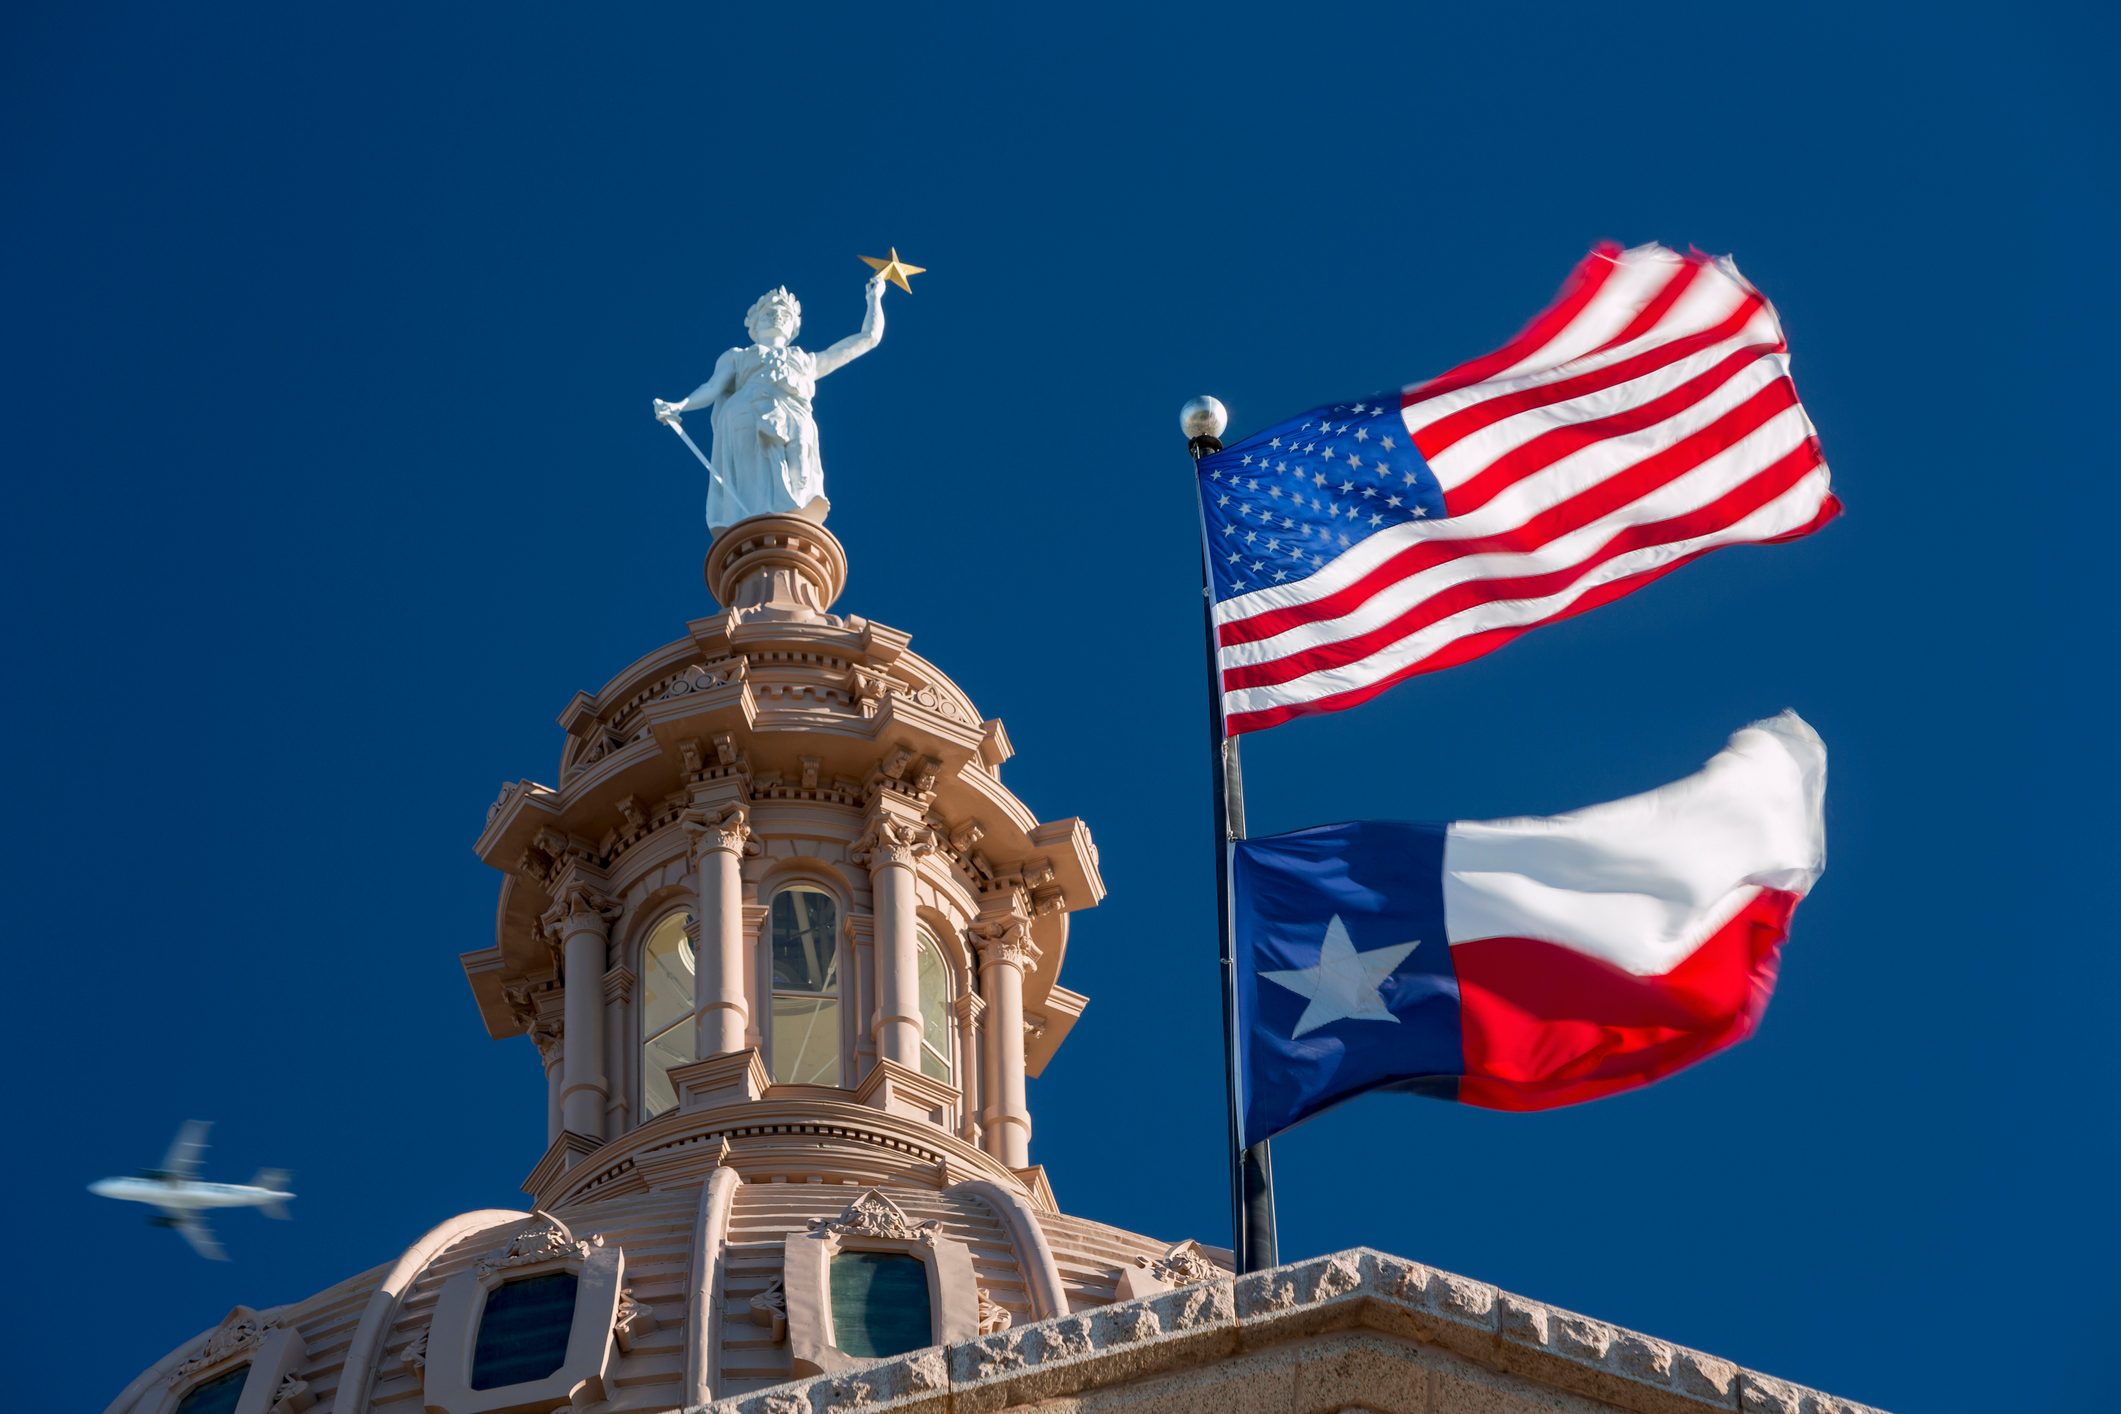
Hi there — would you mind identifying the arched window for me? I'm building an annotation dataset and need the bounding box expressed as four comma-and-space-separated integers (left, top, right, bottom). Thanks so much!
639, 912, 694, 1120
915, 929, 953, 1083
828, 1251, 932, 1357
173, 1368, 247, 1414
471, 1270, 579, 1389
769, 887, 840, 1084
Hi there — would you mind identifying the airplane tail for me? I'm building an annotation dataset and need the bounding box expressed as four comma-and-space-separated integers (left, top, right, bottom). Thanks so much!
251, 1169, 295, 1219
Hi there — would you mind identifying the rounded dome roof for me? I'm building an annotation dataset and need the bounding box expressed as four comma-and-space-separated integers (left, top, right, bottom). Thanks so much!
108, 1156, 1226, 1412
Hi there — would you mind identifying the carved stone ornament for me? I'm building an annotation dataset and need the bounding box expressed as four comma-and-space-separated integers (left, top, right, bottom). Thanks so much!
501, 981, 537, 1029
892, 682, 973, 726
170, 1307, 274, 1385
852, 813, 939, 871
972, 917, 1039, 971
660, 657, 747, 699
543, 878, 621, 933
806, 1188, 940, 1246
682, 802, 754, 857
476, 1214, 603, 1275
400, 1326, 429, 1376
847, 666, 888, 716
267, 1373, 314, 1413
1137, 1239, 1220, 1288
977, 1287, 1013, 1335
745, 1275, 788, 1343
613, 1287, 658, 1353
529, 1018, 563, 1063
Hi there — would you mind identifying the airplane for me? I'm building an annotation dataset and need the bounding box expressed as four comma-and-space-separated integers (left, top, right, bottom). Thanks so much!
88, 1120, 295, 1261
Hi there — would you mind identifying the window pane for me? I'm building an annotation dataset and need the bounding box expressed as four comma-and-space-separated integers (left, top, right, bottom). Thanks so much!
472, 1271, 579, 1390
919, 1042, 949, 1082
174, 1367, 248, 1414
770, 993, 840, 1085
641, 911, 695, 1120
829, 1251, 933, 1358
640, 912, 695, 1038
916, 932, 952, 1083
641, 1019, 690, 1120
770, 889, 839, 993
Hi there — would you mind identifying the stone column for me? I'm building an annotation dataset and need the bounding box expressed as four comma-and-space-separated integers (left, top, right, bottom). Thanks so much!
953, 991, 986, 1145
603, 965, 635, 1135
684, 804, 752, 1058
974, 915, 1038, 1168
532, 1021, 563, 1144
858, 812, 934, 1070
547, 879, 619, 1143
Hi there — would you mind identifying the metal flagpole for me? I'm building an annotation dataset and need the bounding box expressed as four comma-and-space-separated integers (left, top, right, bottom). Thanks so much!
1184, 396, 1279, 1275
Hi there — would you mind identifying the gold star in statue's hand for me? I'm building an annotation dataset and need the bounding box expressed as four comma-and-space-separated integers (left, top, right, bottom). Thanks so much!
859, 248, 927, 293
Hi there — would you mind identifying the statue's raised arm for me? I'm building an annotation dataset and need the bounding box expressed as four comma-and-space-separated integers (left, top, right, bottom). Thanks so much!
813, 276, 886, 379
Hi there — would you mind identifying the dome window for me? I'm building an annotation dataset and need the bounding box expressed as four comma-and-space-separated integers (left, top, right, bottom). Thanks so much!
470, 1271, 579, 1390
639, 912, 695, 1120
768, 887, 840, 1084
172, 1367, 247, 1414
829, 1251, 932, 1358
419, 1219, 628, 1414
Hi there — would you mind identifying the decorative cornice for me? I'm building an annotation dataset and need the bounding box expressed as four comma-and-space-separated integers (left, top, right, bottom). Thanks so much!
693, 1247, 1883, 1414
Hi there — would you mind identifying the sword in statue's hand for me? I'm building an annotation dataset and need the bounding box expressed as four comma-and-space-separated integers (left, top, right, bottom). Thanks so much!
654, 399, 758, 523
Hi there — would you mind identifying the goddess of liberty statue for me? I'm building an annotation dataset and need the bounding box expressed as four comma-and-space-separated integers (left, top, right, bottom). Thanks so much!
653, 274, 889, 534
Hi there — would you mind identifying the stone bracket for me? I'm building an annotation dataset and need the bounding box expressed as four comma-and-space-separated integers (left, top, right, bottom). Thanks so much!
853, 1057, 963, 1128
671, 1048, 772, 1113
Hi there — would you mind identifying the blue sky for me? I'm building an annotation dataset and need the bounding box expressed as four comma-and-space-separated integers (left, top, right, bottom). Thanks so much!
4, 4, 2114, 1409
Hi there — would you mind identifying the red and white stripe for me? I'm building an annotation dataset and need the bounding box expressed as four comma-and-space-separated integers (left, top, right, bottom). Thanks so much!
1216, 244, 1840, 736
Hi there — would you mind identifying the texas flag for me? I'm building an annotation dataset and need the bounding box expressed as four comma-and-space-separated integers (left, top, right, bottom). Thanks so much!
1234, 712, 1826, 1144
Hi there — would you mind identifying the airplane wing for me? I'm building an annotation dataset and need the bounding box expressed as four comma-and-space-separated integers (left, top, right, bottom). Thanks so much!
158, 1120, 211, 1181
164, 1209, 228, 1262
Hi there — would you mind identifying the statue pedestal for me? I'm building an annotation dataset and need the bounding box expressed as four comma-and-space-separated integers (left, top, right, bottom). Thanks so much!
705, 512, 847, 621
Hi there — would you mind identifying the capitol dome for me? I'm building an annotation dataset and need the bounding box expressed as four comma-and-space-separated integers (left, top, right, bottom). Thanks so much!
106, 514, 1228, 1414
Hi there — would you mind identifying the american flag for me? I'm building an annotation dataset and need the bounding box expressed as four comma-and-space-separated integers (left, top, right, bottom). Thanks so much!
1199, 243, 1840, 737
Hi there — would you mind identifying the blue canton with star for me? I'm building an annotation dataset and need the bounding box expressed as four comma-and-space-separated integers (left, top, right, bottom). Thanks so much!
1197, 397, 1444, 603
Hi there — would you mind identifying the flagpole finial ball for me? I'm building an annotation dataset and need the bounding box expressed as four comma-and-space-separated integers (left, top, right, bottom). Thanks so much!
1180, 396, 1229, 441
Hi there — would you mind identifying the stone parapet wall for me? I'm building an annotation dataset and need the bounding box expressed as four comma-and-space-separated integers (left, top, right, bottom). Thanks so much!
689, 1246, 1884, 1414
